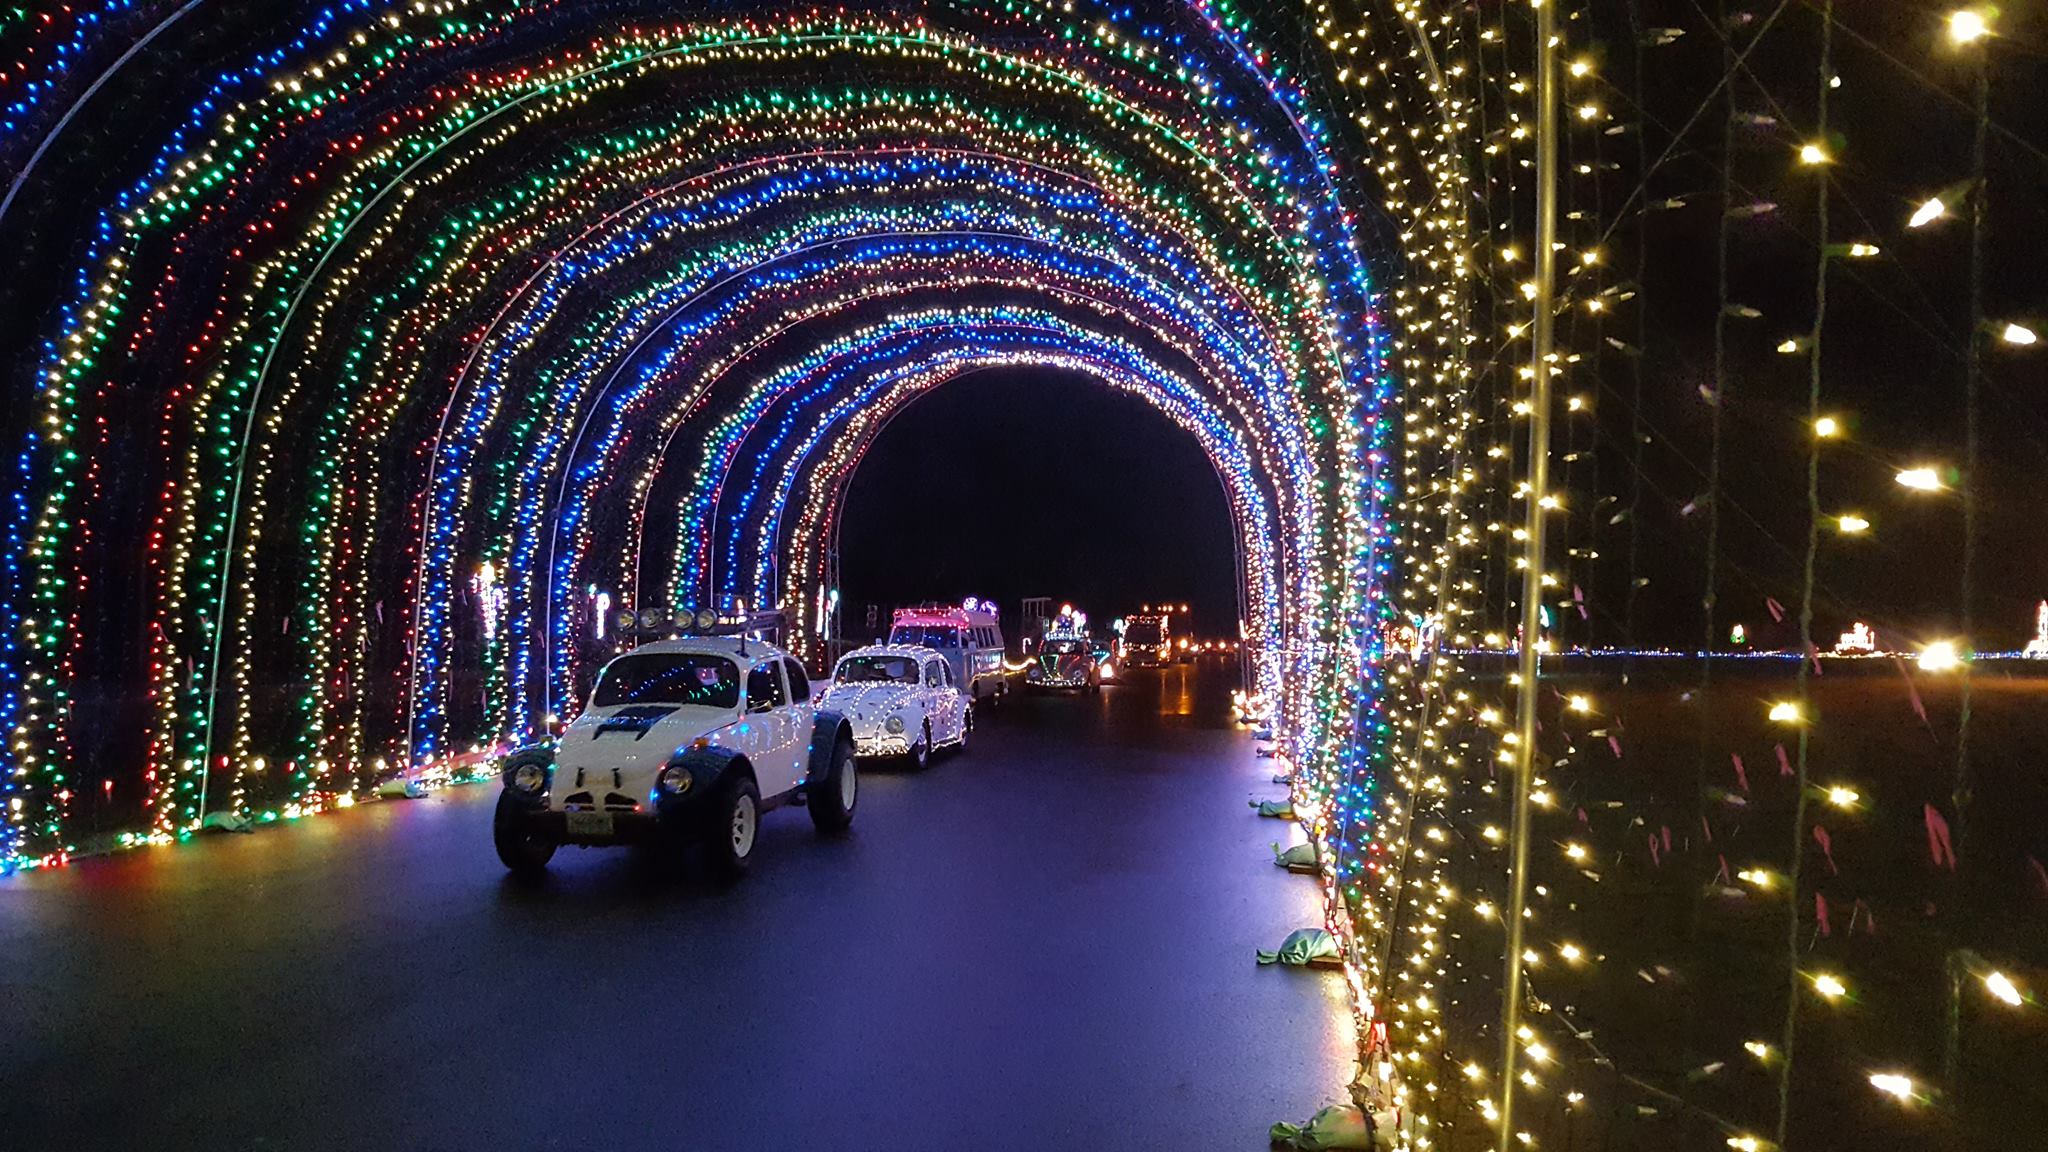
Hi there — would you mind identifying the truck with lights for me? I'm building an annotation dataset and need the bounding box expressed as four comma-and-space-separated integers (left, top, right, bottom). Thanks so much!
1120, 612, 1172, 668
492, 608, 856, 880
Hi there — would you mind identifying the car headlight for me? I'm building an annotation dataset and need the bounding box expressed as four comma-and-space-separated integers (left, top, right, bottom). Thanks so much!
885, 715, 906, 734
507, 762, 547, 794
658, 763, 694, 795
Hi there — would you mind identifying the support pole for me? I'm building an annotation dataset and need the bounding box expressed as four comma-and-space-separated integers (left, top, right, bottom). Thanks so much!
1953, 35, 1988, 890
1497, 1, 1559, 1146
1776, 5, 1832, 1143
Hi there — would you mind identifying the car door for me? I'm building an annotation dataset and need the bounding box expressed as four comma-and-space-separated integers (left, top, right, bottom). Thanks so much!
921, 657, 949, 742
942, 658, 966, 739
929, 655, 958, 733
781, 657, 816, 785
743, 660, 798, 795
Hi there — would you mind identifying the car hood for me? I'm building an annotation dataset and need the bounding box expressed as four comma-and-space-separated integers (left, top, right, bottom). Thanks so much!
1033, 651, 1093, 675
548, 703, 737, 804
819, 682, 919, 720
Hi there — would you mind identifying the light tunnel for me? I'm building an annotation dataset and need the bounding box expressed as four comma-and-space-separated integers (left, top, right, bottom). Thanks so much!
1, 0, 1404, 984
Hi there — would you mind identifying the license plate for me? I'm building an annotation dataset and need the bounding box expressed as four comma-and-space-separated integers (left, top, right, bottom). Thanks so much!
565, 810, 614, 838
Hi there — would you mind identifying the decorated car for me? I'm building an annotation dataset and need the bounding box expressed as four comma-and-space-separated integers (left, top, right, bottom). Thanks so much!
817, 645, 970, 770
492, 610, 856, 879
1025, 636, 1101, 692
1026, 607, 1102, 692
887, 600, 1008, 705
1091, 640, 1117, 682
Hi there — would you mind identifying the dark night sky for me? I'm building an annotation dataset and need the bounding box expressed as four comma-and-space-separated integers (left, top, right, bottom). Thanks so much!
835, 368, 1240, 642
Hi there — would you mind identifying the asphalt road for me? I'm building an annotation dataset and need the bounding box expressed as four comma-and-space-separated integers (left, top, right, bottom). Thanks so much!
0, 660, 1351, 1151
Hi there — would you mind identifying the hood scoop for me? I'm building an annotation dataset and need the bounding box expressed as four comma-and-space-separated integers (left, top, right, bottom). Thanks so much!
591, 706, 679, 741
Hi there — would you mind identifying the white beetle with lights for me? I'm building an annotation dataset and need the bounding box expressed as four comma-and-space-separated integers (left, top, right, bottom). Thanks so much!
492, 608, 857, 879
818, 644, 971, 770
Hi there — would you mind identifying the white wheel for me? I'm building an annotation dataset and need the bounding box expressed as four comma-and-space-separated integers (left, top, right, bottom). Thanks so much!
706, 773, 761, 880
839, 756, 858, 809
730, 791, 757, 859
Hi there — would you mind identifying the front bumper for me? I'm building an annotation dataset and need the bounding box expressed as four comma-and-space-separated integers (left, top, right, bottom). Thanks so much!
848, 727, 912, 757
1027, 674, 1093, 689
498, 792, 710, 845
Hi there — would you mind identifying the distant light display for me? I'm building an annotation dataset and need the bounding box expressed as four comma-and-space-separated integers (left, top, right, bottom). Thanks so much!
2026, 602, 2048, 658
1835, 622, 1875, 654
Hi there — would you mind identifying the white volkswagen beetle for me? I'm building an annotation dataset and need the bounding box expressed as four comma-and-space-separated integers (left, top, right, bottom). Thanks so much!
493, 619, 855, 880
818, 644, 970, 770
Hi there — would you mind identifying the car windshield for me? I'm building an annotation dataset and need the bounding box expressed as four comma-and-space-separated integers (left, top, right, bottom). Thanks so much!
1043, 639, 1086, 654
593, 653, 740, 709
890, 625, 960, 648
836, 655, 919, 684
1126, 622, 1163, 646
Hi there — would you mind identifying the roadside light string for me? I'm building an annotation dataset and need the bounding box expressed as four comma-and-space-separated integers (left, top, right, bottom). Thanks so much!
1692, 0, 1742, 958
1496, 0, 1559, 1145
1952, 21, 1990, 884
1777, 3, 1831, 1143
1621, 0, 1651, 666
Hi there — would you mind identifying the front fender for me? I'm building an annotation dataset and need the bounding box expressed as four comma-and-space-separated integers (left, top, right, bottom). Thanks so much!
654, 745, 746, 819
498, 745, 556, 811
805, 709, 852, 784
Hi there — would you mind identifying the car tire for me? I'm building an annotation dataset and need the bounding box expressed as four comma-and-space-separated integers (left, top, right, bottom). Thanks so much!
905, 723, 931, 772
808, 736, 857, 834
705, 773, 760, 881
493, 792, 556, 877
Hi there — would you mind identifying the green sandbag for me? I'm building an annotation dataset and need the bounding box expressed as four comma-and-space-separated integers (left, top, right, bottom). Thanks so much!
1269, 1104, 1375, 1150
1252, 798, 1295, 818
1257, 927, 1340, 966
1272, 841, 1317, 868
